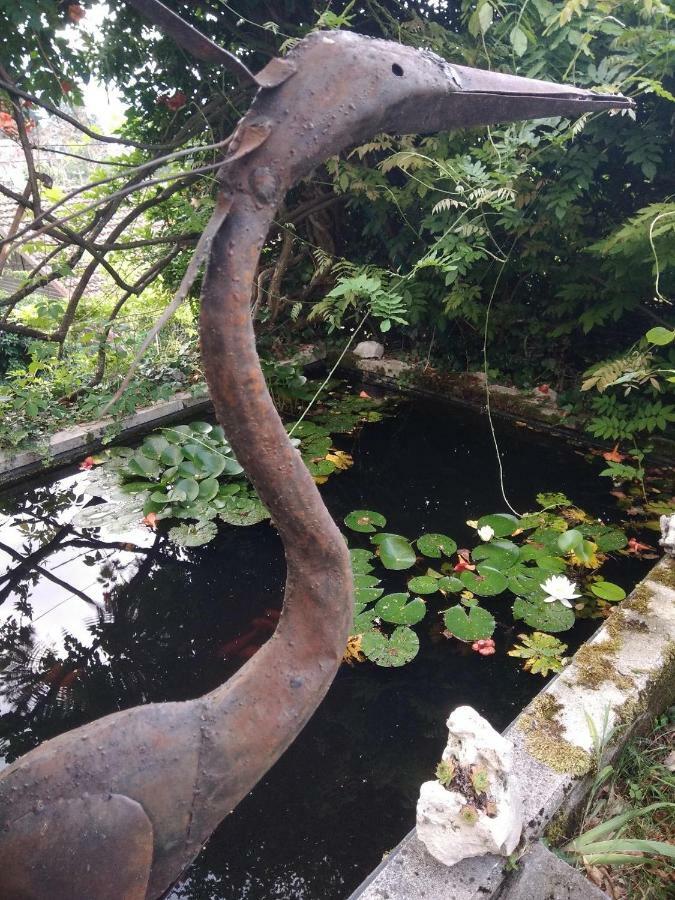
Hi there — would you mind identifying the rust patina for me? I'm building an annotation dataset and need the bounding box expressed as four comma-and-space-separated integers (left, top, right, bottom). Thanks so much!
0, 3, 633, 897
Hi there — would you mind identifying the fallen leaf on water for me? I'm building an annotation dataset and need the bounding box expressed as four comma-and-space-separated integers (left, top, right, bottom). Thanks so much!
602, 444, 625, 463
326, 450, 353, 470
143, 513, 157, 529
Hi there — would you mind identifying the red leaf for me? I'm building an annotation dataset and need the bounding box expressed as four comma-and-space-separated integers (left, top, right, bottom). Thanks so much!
602, 443, 625, 463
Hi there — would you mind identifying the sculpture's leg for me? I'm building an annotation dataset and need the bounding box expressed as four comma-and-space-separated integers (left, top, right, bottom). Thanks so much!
0, 794, 154, 900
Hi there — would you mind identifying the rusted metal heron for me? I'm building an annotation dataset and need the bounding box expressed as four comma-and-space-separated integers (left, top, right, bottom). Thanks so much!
0, 3, 632, 897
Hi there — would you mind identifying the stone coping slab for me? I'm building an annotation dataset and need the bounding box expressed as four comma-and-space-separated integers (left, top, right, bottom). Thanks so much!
340, 357, 675, 463
348, 556, 675, 900
0, 390, 212, 489
498, 840, 609, 899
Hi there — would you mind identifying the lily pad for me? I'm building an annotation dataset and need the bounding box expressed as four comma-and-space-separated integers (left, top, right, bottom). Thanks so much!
407, 575, 440, 594
512, 596, 575, 632
218, 496, 269, 526
417, 533, 457, 558
477, 513, 519, 538
460, 565, 508, 597
159, 444, 184, 467
344, 509, 387, 533
354, 574, 380, 589
353, 610, 378, 633
375, 593, 426, 625
472, 539, 520, 570
579, 524, 627, 552
168, 520, 218, 547
350, 549, 375, 574
355, 585, 385, 606
361, 627, 420, 667
519, 546, 566, 572
126, 453, 161, 479
372, 534, 417, 570
438, 575, 464, 592
590, 581, 626, 602
507, 568, 547, 601
141, 434, 170, 459
443, 605, 495, 641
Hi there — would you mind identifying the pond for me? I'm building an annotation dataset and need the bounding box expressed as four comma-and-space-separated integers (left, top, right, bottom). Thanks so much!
0, 393, 651, 900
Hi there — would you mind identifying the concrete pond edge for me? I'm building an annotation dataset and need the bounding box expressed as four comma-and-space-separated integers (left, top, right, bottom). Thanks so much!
347, 555, 675, 900
0, 389, 212, 489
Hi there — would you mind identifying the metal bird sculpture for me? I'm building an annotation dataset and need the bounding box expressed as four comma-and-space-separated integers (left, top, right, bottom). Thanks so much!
0, 3, 632, 897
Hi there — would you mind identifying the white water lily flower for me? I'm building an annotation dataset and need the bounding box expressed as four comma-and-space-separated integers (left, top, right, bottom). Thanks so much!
542, 574, 581, 609
477, 525, 495, 542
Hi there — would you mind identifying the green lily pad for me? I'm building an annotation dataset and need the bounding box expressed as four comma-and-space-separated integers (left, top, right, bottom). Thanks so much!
355, 585, 385, 605
443, 605, 495, 641
579, 524, 627, 552
168, 520, 218, 547
460, 565, 508, 597
372, 533, 417, 570
477, 513, 519, 538
438, 575, 464, 592
407, 575, 440, 594
590, 581, 626, 602
519, 546, 566, 572
472, 540, 520, 570
308, 458, 336, 477
126, 453, 161, 479
512, 596, 575, 632
344, 509, 387, 533
352, 610, 378, 633
160, 444, 184, 467
163, 425, 194, 442
141, 434, 170, 459
375, 593, 426, 625
197, 477, 220, 501
361, 627, 420, 667
350, 549, 375, 574
354, 574, 380, 589
218, 496, 269, 526
189, 421, 213, 434
508, 568, 547, 600
557, 529, 584, 555
417, 533, 457, 558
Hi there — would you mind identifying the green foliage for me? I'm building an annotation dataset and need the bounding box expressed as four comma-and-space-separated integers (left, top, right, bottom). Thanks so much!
360, 626, 420, 667
508, 632, 568, 676
443, 605, 495, 641
344, 498, 628, 669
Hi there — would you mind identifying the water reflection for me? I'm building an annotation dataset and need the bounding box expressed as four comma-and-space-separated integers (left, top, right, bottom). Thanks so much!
0, 399, 654, 899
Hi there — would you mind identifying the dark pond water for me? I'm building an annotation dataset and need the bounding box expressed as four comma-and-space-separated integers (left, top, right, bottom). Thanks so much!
0, 395, 652, 900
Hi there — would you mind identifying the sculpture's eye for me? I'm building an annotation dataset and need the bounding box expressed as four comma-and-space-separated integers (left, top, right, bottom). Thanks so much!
391, 63, 404, 76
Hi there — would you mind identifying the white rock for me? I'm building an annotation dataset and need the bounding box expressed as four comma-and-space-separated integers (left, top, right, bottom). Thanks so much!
659, 514, 675, 556
353, 340, 385, 359
416, 706, 523, 867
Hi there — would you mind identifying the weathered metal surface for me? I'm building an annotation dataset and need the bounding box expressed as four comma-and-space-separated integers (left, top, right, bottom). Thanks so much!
0, 5, 633, 898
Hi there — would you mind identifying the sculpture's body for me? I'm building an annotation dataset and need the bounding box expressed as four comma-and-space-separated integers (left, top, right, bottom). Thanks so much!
0, 3, 632, 897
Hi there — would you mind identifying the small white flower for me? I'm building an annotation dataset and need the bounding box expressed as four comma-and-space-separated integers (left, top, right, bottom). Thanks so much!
542, 574, 581, 609
477, 525, 495, 542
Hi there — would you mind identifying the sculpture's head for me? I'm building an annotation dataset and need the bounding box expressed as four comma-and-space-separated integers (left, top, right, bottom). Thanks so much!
248, 30, 633, 185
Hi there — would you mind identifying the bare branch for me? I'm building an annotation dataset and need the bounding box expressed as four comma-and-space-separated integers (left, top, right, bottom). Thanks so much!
0, 136, 232, 250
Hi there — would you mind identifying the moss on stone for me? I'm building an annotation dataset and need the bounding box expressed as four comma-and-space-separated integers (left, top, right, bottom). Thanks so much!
616, 641, 675, 726
518, 694, 593, 777
623, 583, 654, 615
573, 631, 633, 692
545, 808, 573, 848
648, 561, 675, 591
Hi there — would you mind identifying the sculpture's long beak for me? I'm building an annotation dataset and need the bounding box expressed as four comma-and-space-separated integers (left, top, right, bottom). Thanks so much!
393, 60, 634, 133
450, 63, 633, 120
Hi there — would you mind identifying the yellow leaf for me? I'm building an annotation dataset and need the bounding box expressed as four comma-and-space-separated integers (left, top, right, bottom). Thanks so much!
326, 450, 353, 471
343, 634, 366, 665
313, 475, 329, 485
466, 519, 478, 529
